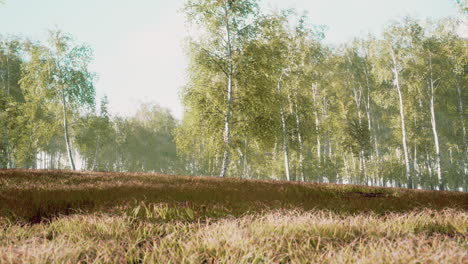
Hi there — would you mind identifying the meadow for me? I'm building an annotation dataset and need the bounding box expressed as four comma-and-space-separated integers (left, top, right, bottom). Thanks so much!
0, 169, 467, 263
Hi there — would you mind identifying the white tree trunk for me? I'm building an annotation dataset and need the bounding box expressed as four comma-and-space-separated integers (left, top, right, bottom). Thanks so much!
295, 108, 305, 182
92, 135, 100, 171
457, 85, 466, 152
364, 65, 380, 185
61, 91, 76, 170
391, 49, 412, 188
291, 92, 305, 181
428, 55, 443, 190
352, 85, 369, 185
413, 144, 419, 189
456, 85, 467, 192
220, 71, 233, 178
1, 52, 11, 168
351, 154, 357, 184
426, 151, 435, 190
277, 73, 291, 181
342, 154, 350, 182
312, 84, 322, 182
219, 2, 233, 178
430, 95, 442, 188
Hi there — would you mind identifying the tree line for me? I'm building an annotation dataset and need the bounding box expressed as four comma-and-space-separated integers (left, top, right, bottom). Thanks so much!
177, 0, 467, 191
0, 31, 181, 174
0, 0, 466, 191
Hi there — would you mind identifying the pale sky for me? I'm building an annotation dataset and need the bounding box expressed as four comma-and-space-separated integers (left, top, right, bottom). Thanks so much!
0, 0, 461, 119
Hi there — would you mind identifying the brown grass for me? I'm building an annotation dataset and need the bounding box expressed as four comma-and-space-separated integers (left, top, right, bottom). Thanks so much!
0, 169, 466, 263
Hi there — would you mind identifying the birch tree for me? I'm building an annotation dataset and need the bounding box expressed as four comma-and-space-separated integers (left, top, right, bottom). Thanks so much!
254, 12, 295, 180
184, 0, 259, 178
421, 38, 444, 190
20, 30, 95, 170
0, 37, 22, 168
379, 20, 426, 188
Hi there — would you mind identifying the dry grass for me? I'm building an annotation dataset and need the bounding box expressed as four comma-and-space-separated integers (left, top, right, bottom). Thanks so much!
0, 169, 467, 263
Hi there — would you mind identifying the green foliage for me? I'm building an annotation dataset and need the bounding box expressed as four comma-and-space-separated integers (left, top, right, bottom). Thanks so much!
0, 5, 466, 191
75, 103, 181, 174
344, 119, 371, 158
177, 7, 466, 190
1, 32, 185, 174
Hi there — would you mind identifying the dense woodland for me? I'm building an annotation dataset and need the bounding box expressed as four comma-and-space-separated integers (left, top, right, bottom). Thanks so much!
0, 0, 466, 191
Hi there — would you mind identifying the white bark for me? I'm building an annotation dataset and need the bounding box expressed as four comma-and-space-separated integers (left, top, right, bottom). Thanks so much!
219, 2, 234, 178
351, 154, 357, 184
342, 154, 350, 182
1, 50, 11, 168
92, 135, 100, 171
352, 84, 369, 185
277, 72, 291, 181
322, 97, 331, 160
295, 106, 305, 182
362, 152, 368, 185
291, 91, 305, 181
363, 63, 382, 185
457, 86, 466, 150
413, 144, 419, 189
391, 49, 412, 188
236, 139, 248, 179
312, 84, 322, 182
456, 85, 467, 192
5, 52, 10, 168
428, 54, 443, 190
426, 151, 435, 190
61, 91, 76, 170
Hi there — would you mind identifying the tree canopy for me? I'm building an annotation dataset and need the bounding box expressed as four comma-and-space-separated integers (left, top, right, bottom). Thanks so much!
0, 2, 466, 191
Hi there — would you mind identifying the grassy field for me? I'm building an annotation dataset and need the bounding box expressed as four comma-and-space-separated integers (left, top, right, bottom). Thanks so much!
0, 169, 467, 263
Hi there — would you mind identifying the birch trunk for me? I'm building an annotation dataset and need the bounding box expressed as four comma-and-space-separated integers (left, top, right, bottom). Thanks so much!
5, 54, 10, 168
236, 148, 246, 179
362, 152, 368, 185
456, 85, 467, 192
351, 155, 357, 184
343, 154, 350, 183
353, 85, 369, 185
296, 112, 305, 182
292, 92, 305, 181
219, 2, 233, 178
428, 54, 443, 190
391, 49, 412, 188
413, 144, 418, 189
1, 52, 11, 168
1, 116, 6, 169
364, 64, 380, 185
92, 135, 101, 171
61, 91, 76, 170
457, 85, 466, 153
277, 73, 291, 181
312, 84, 321, 182
426, 151, 435, 190
363, 67, 374, 158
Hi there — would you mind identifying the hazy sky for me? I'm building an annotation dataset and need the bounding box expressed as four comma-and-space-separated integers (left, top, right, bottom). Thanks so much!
0, 0, 461, 119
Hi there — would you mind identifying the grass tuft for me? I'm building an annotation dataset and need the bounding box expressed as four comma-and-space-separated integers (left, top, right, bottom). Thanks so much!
0, 169, 466, 263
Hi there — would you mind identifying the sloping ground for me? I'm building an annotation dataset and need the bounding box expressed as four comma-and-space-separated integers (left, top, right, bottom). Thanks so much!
0, 169, 467, 263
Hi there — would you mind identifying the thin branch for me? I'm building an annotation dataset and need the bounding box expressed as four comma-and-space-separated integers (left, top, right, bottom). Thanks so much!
199, 47, 229, 77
